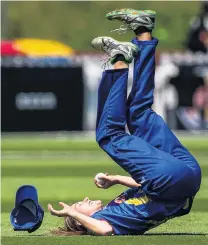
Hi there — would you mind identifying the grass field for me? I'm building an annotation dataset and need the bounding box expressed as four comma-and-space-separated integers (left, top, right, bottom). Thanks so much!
2, 135, 208, 245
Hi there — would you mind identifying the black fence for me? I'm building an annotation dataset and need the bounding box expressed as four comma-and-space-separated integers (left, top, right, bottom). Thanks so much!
2, 66, 84, 132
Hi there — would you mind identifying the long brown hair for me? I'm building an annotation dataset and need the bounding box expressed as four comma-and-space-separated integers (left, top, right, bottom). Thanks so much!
51, 216, 88, 236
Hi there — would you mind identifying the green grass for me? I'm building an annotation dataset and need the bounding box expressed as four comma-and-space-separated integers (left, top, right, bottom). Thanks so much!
2, 136, 208, 152
2, 137, 208, 245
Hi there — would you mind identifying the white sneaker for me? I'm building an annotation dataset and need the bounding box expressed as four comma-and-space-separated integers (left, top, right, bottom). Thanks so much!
106, 9, 156, 34
91, 36, 139, 64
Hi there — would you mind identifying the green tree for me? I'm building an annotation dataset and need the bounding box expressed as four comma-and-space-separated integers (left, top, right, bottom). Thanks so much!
4, 1, 200, 51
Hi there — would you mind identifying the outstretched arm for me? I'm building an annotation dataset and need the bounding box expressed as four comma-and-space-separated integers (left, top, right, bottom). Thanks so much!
48, 202, 113, 236
94, 174, 141, 189
115, 175, 141, 188
70, 210, 113, 236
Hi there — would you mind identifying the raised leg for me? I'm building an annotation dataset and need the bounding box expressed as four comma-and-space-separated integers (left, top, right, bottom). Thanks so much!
126, 38, 197, 165
96, 68, 199, 200
96, 68, 129, 142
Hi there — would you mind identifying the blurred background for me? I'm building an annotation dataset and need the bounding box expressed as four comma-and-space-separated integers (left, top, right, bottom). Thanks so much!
2, 1, 208, 238
1, 1, 208, 132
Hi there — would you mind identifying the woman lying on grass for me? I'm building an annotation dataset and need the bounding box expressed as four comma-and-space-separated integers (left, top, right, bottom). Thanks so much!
48, 8, 201, 236
50, 174, 141, 236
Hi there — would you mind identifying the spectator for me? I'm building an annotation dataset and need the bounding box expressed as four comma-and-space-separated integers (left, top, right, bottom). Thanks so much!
185, 1, 208, 53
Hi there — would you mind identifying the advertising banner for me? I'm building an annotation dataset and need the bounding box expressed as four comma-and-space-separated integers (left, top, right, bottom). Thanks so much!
2, 66, 84, 131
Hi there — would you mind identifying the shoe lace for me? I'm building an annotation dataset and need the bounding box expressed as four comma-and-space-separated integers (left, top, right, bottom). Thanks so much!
110, 23, 130, 34
104, 40, 120, 53
110, 15, 153, 34
100, 57, 110, 70
100, 39, 127, 69
110, 15, 138, 34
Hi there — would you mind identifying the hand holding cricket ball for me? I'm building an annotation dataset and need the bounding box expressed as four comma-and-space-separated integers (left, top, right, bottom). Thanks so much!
94, 173, 117, 189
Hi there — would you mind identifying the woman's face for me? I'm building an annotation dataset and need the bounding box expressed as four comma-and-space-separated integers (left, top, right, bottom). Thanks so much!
71, 197, 103, 216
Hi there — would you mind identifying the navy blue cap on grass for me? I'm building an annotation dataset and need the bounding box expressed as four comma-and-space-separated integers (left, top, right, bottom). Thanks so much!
10, 185, 44, 233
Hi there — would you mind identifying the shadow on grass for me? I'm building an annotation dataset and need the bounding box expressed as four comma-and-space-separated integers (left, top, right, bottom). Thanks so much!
15, 234, 49, 237
14, 232, 208, 237
144, 232, 207, 236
